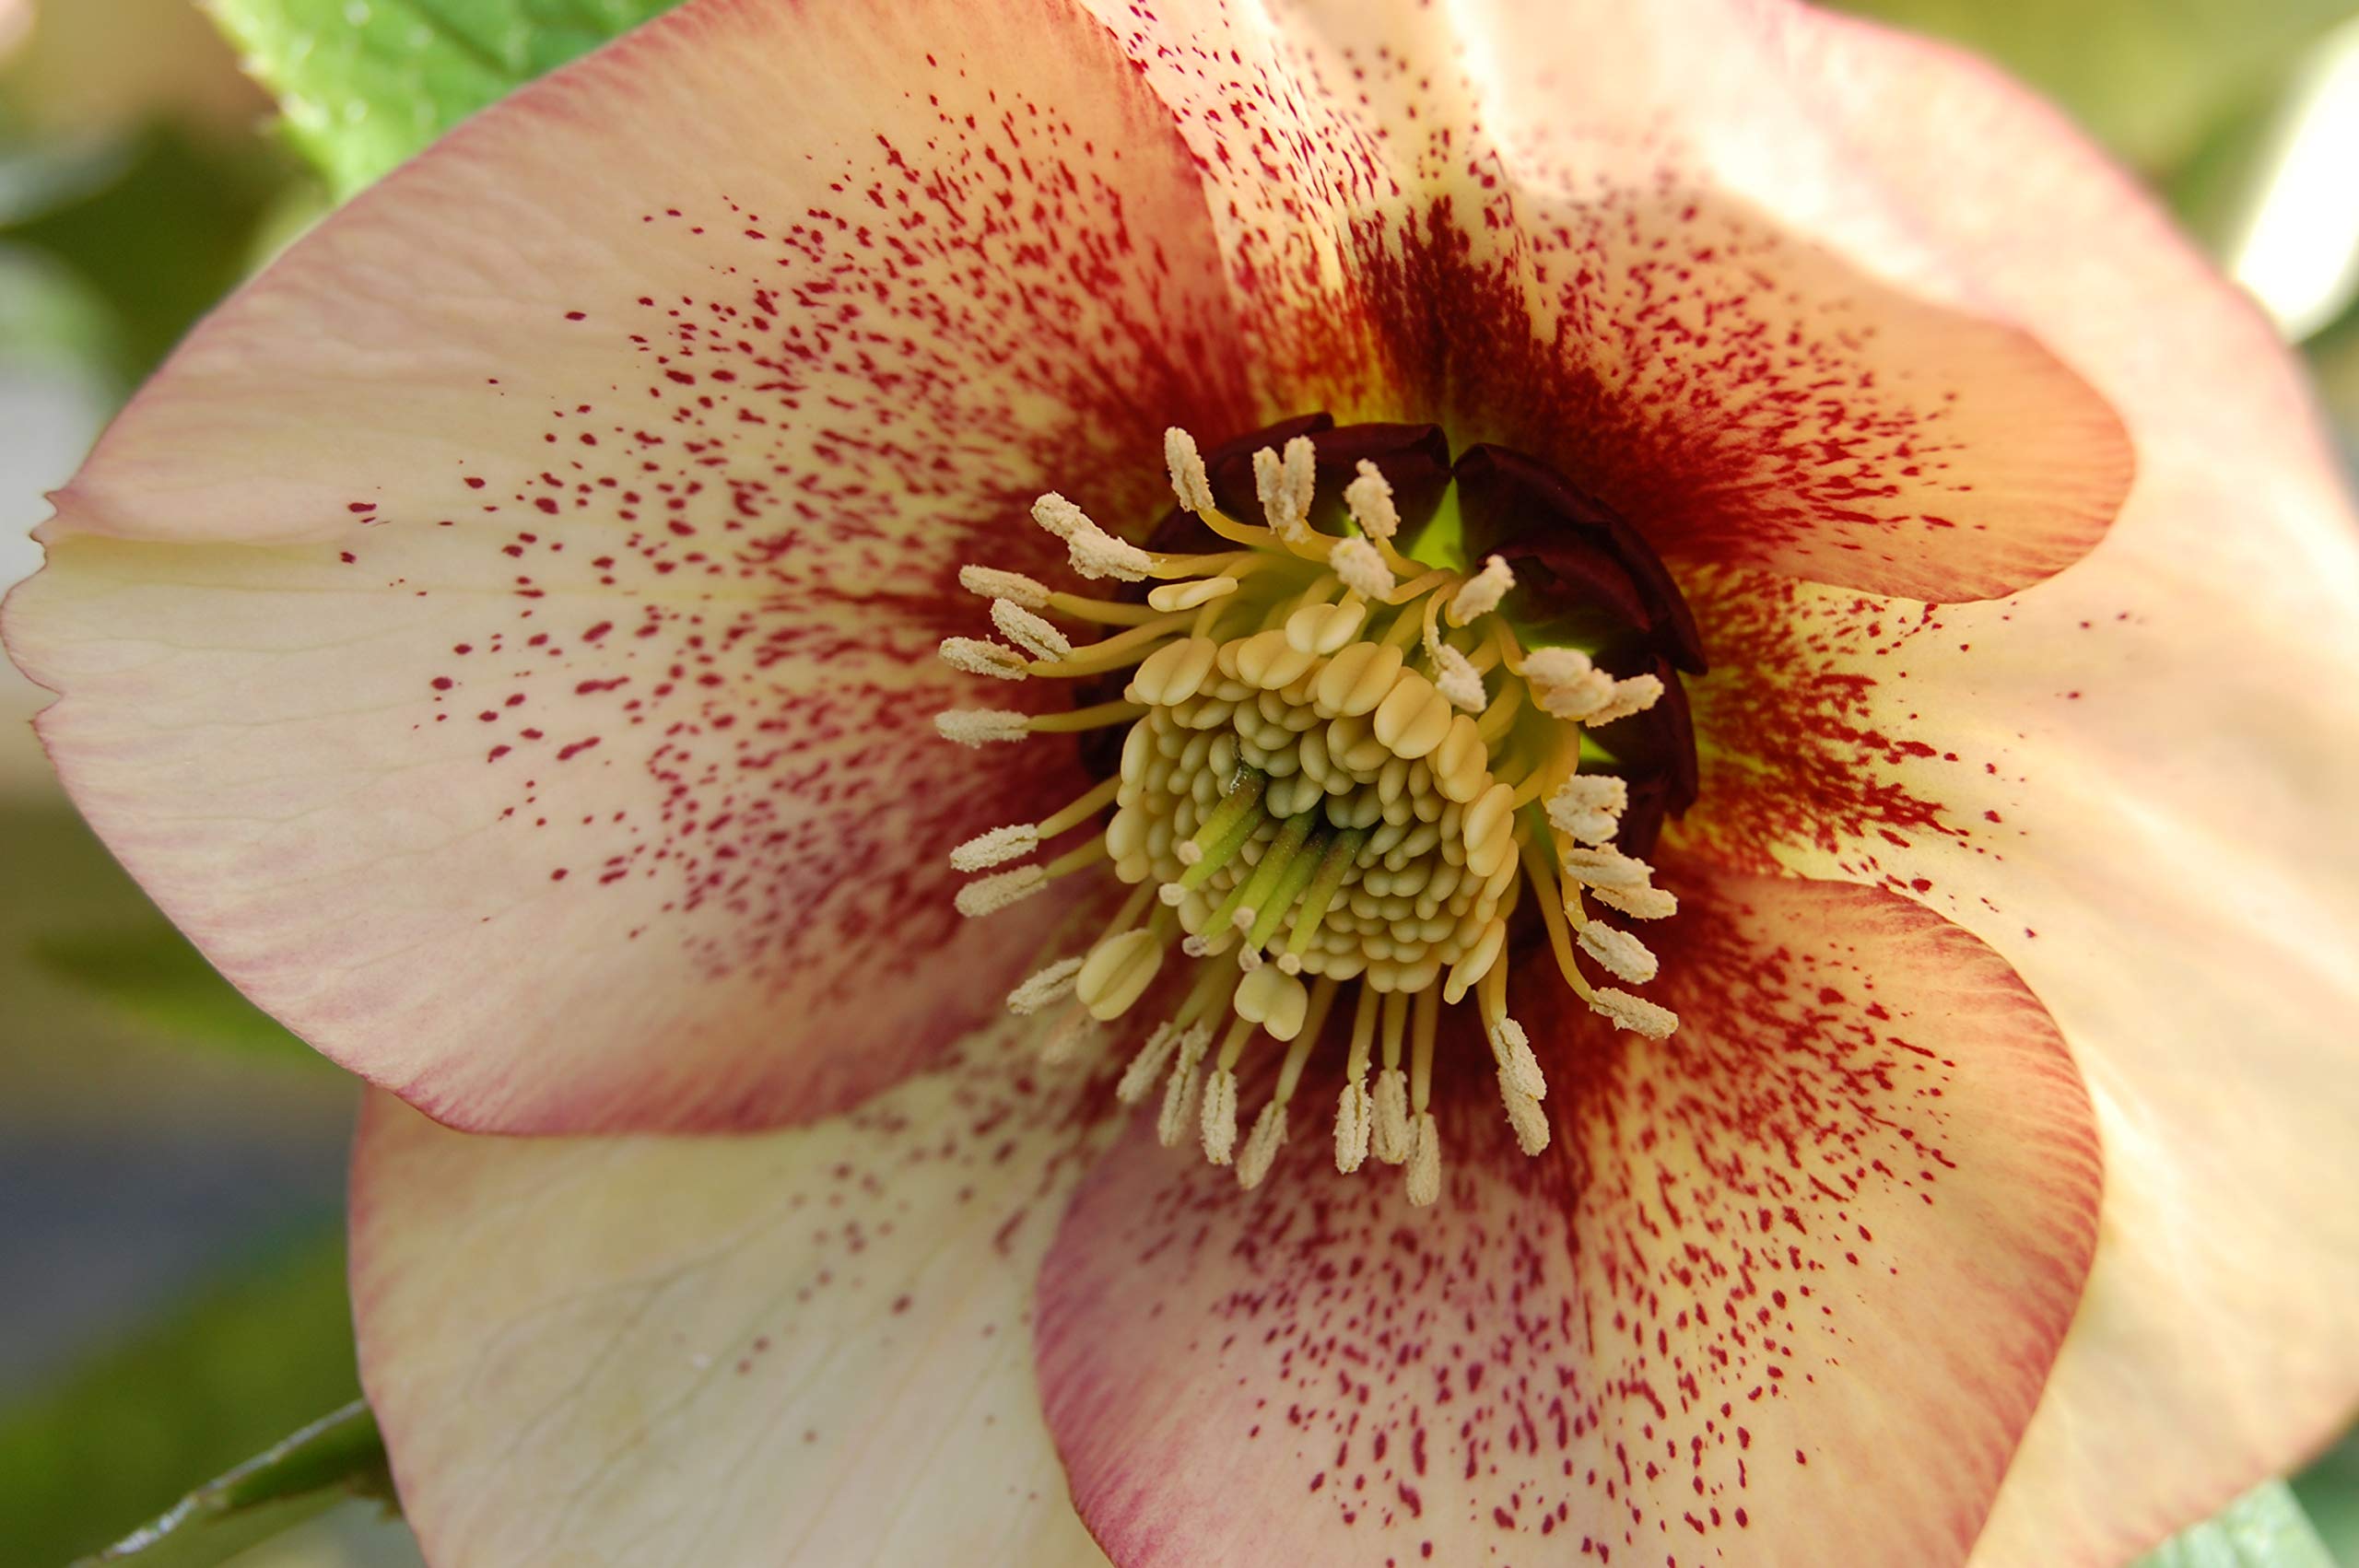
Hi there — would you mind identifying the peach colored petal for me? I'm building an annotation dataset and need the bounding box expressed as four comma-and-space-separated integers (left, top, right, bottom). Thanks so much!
351, 1026, 1119, 1568
1083, 0, 2131, 600
1657, 14, 2359, 1562
3, 0, 1250, 1132
1037, 874, 2099, 1567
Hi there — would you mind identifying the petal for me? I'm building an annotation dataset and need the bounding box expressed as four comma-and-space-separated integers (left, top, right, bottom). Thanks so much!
1036, 874, 2099, 1567
1083, 0, 2131, 599
351, 1027, 1116, 1568
3, 0, 1250, 1131
1654, 15, 2359, 1562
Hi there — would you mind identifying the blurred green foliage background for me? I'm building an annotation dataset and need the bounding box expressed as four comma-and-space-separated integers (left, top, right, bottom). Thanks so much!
0, 1, 2355, 1563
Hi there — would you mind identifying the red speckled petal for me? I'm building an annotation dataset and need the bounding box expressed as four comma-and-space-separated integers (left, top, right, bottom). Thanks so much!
1654, 18, 2359, 1564
1036, 875, 2098, 1568
2, 0, 1250, 1131
1080, 0, 2130, 600
350, 1025, 1119, 1568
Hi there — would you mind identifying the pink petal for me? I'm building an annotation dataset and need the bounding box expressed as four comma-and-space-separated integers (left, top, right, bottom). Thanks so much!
1083, 0, 2131, 599
3, 0, 1250, 1131
350, 1027, 1120, 1567
1652, 15, 2359, 1562
1036, 874, 2099, 1566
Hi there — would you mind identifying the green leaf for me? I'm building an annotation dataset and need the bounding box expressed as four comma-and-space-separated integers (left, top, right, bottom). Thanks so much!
2133, 1480, 2339, 1568
2, 125, 289, 390
76, 1402, 393, 1568
31, 923, 314, 1062
1833, 0, 2357, 175
204, 0, 686, 197
0, 1230, 365, 1565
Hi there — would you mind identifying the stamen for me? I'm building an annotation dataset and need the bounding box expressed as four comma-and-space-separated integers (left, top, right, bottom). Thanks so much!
1521, 646, 1614, 719
1500, 1082, 1550, 1156
1334, 1078, 1373, 1173
1038, 1009, 1102, 1066
1342, 459, 1400, 541
1546, 775, 1628, 846
1432, 644, 1486, 712
992, 598, 1073, 661
1405, 1111, 1442, 1207
952, 823, 1039, 872
940, 638, 1029, 681
955, 865, 1046, 918
933, 426, 1697, 1206
1331, 537, 1393, 600
1164, 427, 1215, 515
1034, 492, 1154, 581
1156, 1020, 1215, 1147
1448, 555, 1515, 625
1590, 986, 1679, 1039
958, 564, 1050, 608
1578, 922, 1659, 984
1560, 844, 1653, 891
934, 708, 1032, 747
1332, 985, 1380, 1173
1117, 1022, 1185, 1104
1253, 437, 1316, 541
1237, 1099, 1287, 1188
1006, 954, 1086, 1015
1594, 882, 1678, 920
1585, 673, 1664, 726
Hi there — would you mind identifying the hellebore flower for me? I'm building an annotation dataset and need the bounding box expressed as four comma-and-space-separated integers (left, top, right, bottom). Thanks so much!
9, 0, 2359, 1563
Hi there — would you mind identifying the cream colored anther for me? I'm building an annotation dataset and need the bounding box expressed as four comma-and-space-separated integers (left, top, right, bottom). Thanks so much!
1234, 966, 1311, 1039
1432, 645, 1486, 713
934, 709, 1032, 747
1448, 556, 1514, 625
1237, 1101, 1287, 1188
992, 598, 1071, 661
1330, 537, 1393, 600
940, 638, 1028, 680
1405, 1112, 1442, 1206
1342, 459, 1401, 541
1005, 955, 1085, 1015
1164, 427, 1215, 514
1371, 672, 1455, 760
1578, 922, 1658, 985
1595, 882, 1678, 920
958, 565, 1050, 607
1315, 640, 1406, 718
1333, 1079, 1373, 1172
1201, 1067, 1241, 1164
1590, 987, 1678, 1039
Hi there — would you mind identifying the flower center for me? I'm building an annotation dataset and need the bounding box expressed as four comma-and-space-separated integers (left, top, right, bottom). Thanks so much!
936, 419, 1696, 1205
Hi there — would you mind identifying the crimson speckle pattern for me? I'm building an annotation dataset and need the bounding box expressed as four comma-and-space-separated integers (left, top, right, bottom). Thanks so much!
1037, 875, 2098, 1567
1088, 0, 2130, 601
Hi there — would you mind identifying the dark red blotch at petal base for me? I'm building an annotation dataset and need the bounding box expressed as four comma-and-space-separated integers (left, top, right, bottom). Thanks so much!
1033, 872, 2101, 1568
1455, 442, 1708, 676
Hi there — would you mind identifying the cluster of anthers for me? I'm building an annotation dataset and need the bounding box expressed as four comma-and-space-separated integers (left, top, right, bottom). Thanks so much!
934, 429, 1681, 1206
